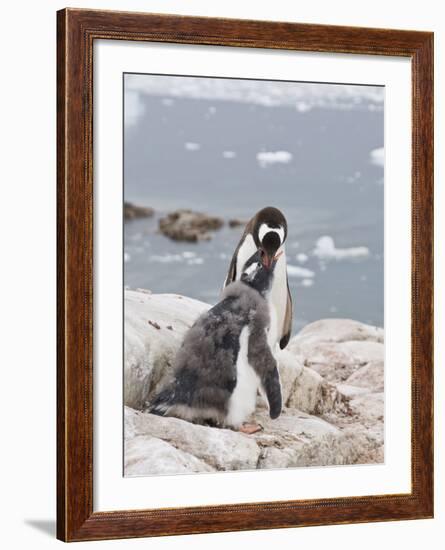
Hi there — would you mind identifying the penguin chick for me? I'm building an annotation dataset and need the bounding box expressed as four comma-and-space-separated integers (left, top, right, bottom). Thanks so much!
148, 250, 282, 431
224, 206, 293, 350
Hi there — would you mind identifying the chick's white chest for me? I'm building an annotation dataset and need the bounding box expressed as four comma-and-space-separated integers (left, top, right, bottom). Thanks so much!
226, 326, 259, 428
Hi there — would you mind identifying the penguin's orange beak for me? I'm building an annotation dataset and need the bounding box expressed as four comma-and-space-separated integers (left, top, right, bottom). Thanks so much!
260, 249, 271, 268
260, 249, 283, 268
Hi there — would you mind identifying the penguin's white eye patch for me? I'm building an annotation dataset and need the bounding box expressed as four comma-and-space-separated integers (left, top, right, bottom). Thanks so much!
243, 263, 258, 277
258, 223, 284, 245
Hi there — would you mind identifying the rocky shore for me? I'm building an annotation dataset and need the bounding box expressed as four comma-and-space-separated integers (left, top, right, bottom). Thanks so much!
158, 209, 224, 242
124, 289, 384, 476
124, 202, 154, 221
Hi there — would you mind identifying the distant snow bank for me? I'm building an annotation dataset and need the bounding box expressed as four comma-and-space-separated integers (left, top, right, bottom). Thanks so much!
314, 236, 370, 260
125, 74, 384, 112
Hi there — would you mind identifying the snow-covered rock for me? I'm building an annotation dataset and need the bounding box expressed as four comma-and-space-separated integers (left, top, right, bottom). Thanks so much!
288, 319, 384, 384
125, 437, 213, 476
290, 318, 383, 346
346, 361, 384, 392
123, 290, 384, 475
124, 290, 209, 409
125, 407, 260, 471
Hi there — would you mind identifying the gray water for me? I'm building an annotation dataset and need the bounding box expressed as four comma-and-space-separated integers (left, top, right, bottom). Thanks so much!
124, 81, 384, 331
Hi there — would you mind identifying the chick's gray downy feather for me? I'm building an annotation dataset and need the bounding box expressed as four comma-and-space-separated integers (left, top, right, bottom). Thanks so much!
148, 278, 282, 427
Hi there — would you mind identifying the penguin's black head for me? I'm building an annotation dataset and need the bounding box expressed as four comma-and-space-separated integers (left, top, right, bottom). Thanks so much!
240, 249, 278, 295
251, 207, 287, 268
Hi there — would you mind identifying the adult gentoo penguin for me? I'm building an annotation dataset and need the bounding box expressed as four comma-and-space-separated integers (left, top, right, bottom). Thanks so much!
148, 250, 282, 434
224, 206, 293, 349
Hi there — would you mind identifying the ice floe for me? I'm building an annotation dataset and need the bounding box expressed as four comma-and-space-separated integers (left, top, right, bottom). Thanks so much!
313, 236, 369, 260
187, 257, 204, 265
125, 91, 144, 127
369, 147, 384, 167
150, 254, 183, 263
222, 151, 237, 159
287, 265, 315, 278
256, 151, 293, 168
184, 142, 201, 151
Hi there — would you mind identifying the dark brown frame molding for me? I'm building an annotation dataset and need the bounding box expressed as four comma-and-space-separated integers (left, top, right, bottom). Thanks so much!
57, 8, 434, 542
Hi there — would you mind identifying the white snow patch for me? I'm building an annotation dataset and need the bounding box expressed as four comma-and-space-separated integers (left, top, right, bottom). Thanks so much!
370, 147, 384, 167
313, 236, 369, 260
287, 265, 315, 278
256, 150, 293, 168
296, 253, 308, 264
187, 257, 204, 265
182, 251, 196, 259
185, 142, 201, 151
301, 279, 314, 287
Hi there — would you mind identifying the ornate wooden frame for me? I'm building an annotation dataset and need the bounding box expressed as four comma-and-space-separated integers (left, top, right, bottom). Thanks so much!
57, 8, 434, 542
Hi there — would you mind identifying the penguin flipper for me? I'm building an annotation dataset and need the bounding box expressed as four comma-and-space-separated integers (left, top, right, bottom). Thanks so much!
279, 280, 293, 349
263, 366, 282, 419
223, 248, 239, 287
223, 223, 253, 287
147, 387, 175, 416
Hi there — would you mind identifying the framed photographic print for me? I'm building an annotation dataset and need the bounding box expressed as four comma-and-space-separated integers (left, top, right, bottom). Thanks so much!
57, 8, 434, 542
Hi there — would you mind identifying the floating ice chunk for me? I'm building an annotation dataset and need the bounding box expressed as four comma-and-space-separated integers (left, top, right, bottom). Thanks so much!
223, 151, 236, 159
182, 251, 197, 259
301, 279, 314, 287
296, 253, 308, 264
125, 91, 144, 127
185, 142, 201, 151
150, 254, 183, 263
296, 101, 311, 113
313, 236, 369, 260
187, 257, 204, 265
256, 151, 293, 168
370, 147, 384, 167
346, 171, 362, 183
287, 265, 315, 278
